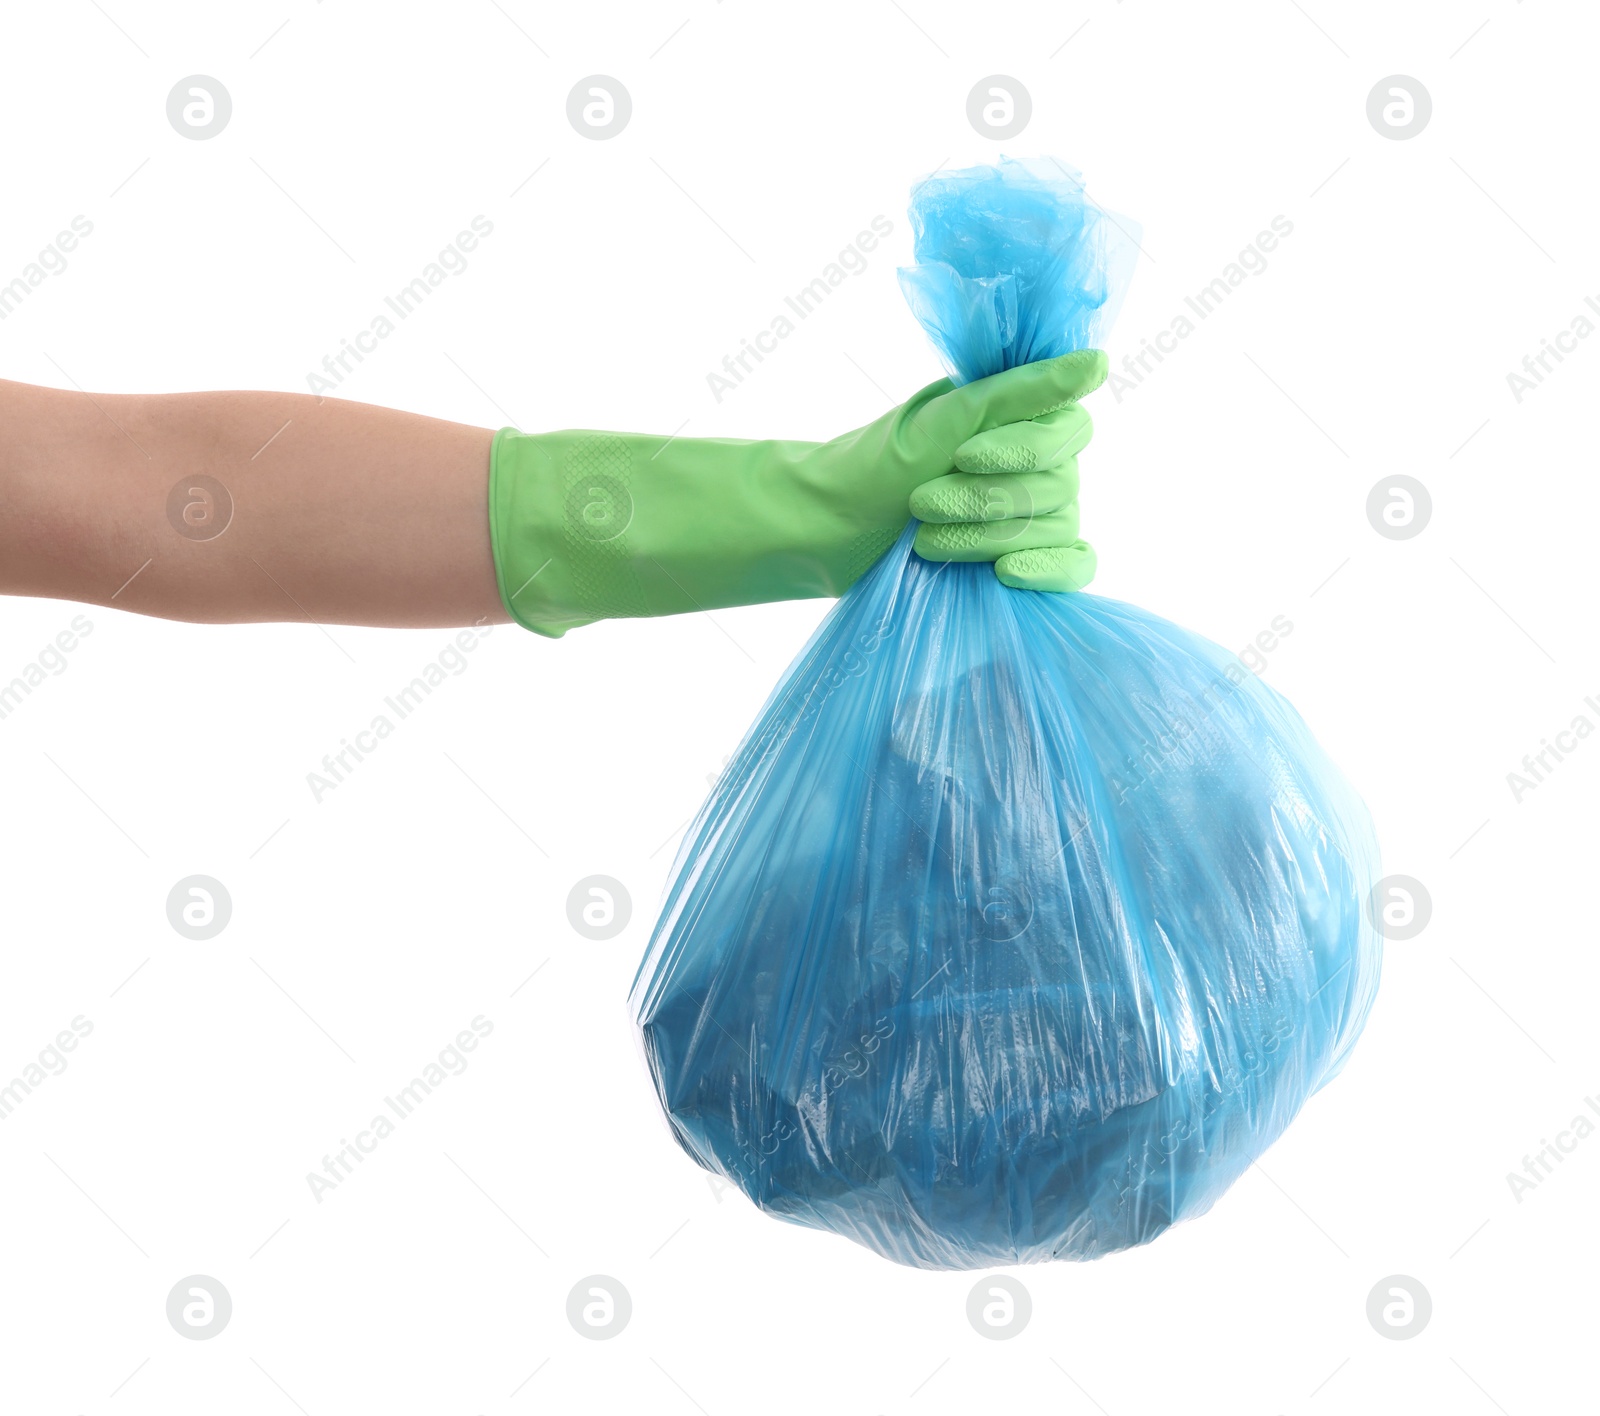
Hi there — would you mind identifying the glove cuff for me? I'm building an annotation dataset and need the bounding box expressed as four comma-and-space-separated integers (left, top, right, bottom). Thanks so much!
489, 427, 648, 637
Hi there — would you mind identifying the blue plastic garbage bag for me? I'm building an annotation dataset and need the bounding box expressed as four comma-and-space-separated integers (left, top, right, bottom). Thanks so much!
629, 160, 1382, 1269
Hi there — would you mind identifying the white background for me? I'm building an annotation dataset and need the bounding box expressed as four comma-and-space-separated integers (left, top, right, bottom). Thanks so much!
1, 1, 1595, 1412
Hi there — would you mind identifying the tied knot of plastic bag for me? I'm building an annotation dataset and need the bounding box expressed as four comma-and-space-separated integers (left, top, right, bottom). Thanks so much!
897, 157, 1140, 386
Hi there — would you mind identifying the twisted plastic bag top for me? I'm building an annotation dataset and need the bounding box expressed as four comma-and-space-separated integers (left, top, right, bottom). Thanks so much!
630, 160, 1382, 1269
898, 157, 1140, 384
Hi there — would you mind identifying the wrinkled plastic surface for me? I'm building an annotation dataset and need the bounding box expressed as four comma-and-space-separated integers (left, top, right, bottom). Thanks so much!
897, 158, 1139, 383
630, 160, 1381, 1269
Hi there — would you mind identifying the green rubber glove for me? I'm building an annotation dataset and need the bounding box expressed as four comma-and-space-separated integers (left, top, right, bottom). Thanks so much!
489, 349, 1107, 637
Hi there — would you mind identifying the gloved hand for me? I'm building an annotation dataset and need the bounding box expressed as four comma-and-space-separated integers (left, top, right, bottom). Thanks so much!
489, 349, 1106, 636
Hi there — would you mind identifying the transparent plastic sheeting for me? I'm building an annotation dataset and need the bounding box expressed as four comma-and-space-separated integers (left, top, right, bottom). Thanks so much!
630, 160, 1382, 1269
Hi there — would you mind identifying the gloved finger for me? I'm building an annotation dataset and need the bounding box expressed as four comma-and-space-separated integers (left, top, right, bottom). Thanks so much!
913, 503, 1081, 562
912, 349, 1108, 450
954, 404, 1091, 475
994, 540, 1098, 592
908, 463, 1078, 524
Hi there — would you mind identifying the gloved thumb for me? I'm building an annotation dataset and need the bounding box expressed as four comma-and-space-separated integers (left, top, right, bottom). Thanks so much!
913, 350, 1108, 449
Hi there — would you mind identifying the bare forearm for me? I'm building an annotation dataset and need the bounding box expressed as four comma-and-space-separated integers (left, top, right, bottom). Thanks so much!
0, 379, 507, 628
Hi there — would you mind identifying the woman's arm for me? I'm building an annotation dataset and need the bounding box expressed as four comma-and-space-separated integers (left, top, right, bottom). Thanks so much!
0, 378, 507, 628
2, 351, 1107, 635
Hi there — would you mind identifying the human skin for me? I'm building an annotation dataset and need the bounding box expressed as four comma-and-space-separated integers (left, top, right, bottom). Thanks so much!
0, 378, 507, 628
